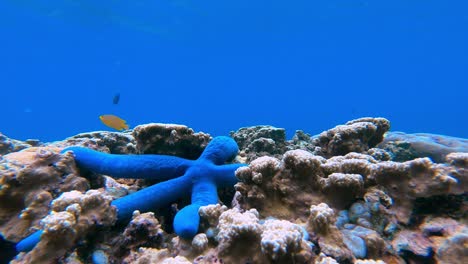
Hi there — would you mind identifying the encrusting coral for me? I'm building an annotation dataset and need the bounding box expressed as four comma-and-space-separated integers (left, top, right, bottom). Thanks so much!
0, 132, 36, 155
378, 131, 468, 163
123, 247, 191, 264
233, 117, 466, 262
0, 147, 89, 242
311, 117, 390, 158
110, 211, 166, 258
13, 190, 116, 264
307, 203, 354, 262
204, 207, 314, 263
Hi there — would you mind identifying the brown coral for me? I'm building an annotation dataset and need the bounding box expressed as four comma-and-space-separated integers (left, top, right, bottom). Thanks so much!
307, 203, 354, 263
235, 149, 367, 222
312, 117, 390, 157
230, 125, 287, 162
123, 247, 191, 264
0, 133, 36, 155
372, 158, 460, 223
13, 189, 116, 264
132, 123, 211, 159
49, 131, 136, 154
111, 211, 165, 259
0, 147, 89, 242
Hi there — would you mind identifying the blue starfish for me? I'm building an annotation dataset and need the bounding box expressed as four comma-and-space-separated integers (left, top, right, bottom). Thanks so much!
16, 136, 245, 252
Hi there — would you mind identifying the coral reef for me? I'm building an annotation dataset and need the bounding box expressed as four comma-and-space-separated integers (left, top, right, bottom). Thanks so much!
0, 147, 89, 242
0, 133, 38, 155
13, 190, 116, 264
230, 117, 391, 162
16, 136, 245, 253
123, 247, 191, 264
230, 125, 288, 162
49, 131, 136, 154
110, 211, 166, 259
1, 118, 466, 263
311, 117, 390, 158
133, 123, 211, 159
379, 131, 468, 163
307, 203, 354, 262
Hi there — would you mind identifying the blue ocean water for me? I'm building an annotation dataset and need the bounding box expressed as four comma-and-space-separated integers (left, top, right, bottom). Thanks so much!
1, 0, 467, 142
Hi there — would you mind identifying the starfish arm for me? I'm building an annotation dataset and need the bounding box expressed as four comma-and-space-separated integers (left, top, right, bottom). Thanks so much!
15, 230, 43, 252
16, 176, 193, 252
213, 163, 247, 187
62, 147, 192, 179
198, 136, 239, 164
173, 179, 218, 238
112, 175, 193, 222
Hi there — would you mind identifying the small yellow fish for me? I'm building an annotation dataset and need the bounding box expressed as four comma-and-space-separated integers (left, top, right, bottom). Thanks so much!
99, 114, 129, 131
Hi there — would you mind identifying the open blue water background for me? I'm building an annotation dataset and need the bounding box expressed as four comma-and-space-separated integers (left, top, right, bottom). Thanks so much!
1, 0, 467, 142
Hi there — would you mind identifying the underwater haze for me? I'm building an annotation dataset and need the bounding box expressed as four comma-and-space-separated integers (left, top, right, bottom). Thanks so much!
1, 0, 467, 142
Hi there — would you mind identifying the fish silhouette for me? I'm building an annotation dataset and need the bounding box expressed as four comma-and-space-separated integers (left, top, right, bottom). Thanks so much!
113, 93, 120, 104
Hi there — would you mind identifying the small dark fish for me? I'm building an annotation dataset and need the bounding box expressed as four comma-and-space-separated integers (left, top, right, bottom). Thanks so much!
113, 92, 120, 105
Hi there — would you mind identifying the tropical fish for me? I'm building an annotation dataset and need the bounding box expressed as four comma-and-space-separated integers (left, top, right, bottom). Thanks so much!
99, 115, 129, 131
113, 92, 120, 104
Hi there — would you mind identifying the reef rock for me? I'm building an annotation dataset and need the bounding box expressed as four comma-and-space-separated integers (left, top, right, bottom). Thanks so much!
13, 189, 116, 264
133, 123, 211, 159
0, 133, 38, 155
312, 117, 390, 158
231, 125, 287, 162
379, 131, 468, 163
49, 131, 136, 154
0, 147, 89, 242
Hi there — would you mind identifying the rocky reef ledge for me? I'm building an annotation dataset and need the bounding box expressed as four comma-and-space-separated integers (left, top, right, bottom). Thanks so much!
1, 119, 466, 264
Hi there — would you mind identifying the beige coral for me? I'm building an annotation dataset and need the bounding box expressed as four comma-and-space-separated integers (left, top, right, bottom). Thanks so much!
314, 253, 339, 264
13, 189, 116, 264
235, 150, 328, 221
199, 204, 228, 227
0, 147, 88, 242
321, 173, 364, 206
49, 131, 136, 154
237, 140, 466, 226
307, 203, 354, 262
192, 233, 209, 252
445, 152, 468, 194
216, 208, 262, 254
210, 208, 313, 263
312, 117, 390, 157
123, 247, 191, 264
260, 219, 304, 260
308, 203, 336, 235
283, 149, 324, 179
355, 260, 387, 264
371, 158, 460, 223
